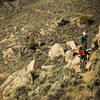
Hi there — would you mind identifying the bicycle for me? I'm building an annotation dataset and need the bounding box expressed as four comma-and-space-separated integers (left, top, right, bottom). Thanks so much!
80, 58, 87, 72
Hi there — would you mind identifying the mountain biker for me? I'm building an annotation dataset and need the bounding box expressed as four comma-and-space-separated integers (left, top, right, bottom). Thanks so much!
78, 47, 90, 72
80, 31, 88, 50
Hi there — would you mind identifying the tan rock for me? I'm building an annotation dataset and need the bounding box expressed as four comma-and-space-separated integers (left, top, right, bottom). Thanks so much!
72, 56, 80, 66
0, 73, 9, 79
64, 50, 73, 63
66, 41, 77, 50
42, 65, 55, 72
40, 29, 49, 35
3, 48, 15, 59
0, 69, 32, 97
27, 60, 36, 73
48, 43, 64, 59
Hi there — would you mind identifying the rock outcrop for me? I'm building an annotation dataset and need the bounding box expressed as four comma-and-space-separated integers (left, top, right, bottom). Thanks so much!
64, 50, 74, 63
48, 43, 64, 59
66, 41, 77, 50
91, 26, 100, 49
0, 69, 33, 97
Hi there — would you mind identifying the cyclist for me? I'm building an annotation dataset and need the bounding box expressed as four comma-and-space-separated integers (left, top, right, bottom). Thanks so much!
78, 47, 90, 72
80, 31, 88, 50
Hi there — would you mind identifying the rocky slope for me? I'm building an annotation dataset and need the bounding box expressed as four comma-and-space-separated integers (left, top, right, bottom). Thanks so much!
0, 0, 100, 100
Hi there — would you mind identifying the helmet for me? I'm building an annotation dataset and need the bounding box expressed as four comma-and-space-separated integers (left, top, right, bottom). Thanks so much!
82, 31, 86, 36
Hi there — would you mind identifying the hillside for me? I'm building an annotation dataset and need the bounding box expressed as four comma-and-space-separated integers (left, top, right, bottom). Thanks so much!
0, 0, 100, 100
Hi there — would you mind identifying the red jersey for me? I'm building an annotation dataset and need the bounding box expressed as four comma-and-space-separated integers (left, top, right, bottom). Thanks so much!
78, 51, 84, 55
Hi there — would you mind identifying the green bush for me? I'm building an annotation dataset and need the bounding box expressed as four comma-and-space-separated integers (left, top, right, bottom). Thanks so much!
90, 58, 98, 71
48, 89, 64, 100
78, 15, 89, 25
28, 37, 35, 49
12, 85, 31, 99
28, 36, 38, 49
38, 83, 51, 96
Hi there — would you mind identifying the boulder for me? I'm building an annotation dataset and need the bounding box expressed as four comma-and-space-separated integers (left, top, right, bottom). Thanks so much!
42, 65, 55, 72
72, 56, 80, 66
0, 69, 32, 97
64, 56, 80, 69
27, 59, 36, 73
66, 41, 77, 50
64, 50, 73, 63
48, 43, 64, 59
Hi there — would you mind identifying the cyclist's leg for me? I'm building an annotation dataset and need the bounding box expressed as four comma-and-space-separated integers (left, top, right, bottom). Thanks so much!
80, 58, 86, 72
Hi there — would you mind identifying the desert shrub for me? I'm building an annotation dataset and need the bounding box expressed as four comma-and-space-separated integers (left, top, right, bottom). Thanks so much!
39, 77, 46, 84
78, 15, 89, 24
89, 58, 98, 71
12, 85, 31, 100
48, 89, 64, 100
38, 83, 51, 96
94, 88, 100, 100
60, 95, 72, 100
86, 78, 100, 92
94, 61, 100, 77
71, 78, 83, 86
78, 15, 93, 25
28, 36, 38, 49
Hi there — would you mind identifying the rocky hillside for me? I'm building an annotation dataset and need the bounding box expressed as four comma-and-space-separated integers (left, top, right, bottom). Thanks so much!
0, 0, 100, 100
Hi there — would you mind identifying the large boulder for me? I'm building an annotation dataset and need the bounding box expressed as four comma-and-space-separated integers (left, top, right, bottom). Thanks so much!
66, 41, 77, 50
64, 56, 80, 69
72, 56, 80, 66
0, 69, 33, 97
64, 50, 74, 63
48, 43, 64, 59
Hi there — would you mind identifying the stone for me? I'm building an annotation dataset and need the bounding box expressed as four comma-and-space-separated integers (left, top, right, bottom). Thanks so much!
42, 65, 55, 72
64, 50, 73, 63
3, 48, 15, 59
64, 56, 80, 69
0, 72, 9, 79
71, 56, 80, 66
40, 29, 49, 35
48, 43, 64, 59
0, 69, 32, 97
27, 59, 36, 73
66, 41, 77, 50
21, 26, 30, 33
